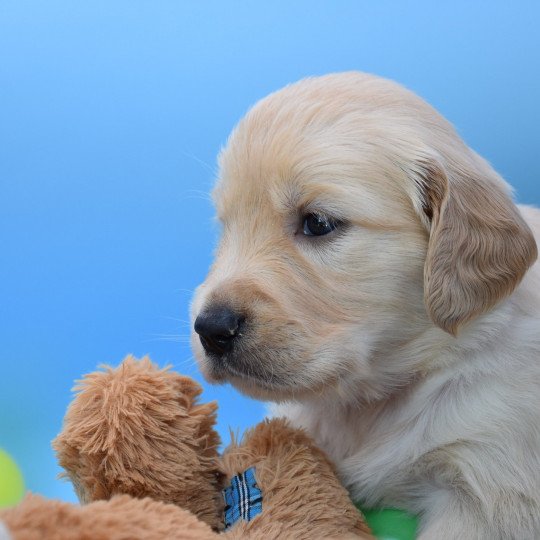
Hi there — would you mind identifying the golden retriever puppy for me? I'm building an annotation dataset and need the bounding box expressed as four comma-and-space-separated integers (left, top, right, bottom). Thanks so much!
191, 72, 540, 539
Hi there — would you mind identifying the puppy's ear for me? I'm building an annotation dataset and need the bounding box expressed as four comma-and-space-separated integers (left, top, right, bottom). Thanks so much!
418, 158, 537, 335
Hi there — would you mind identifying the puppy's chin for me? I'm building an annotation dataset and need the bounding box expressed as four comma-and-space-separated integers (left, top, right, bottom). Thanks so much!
228, 371, 336, 402
194, 347, 335, 402
196, 357, 290, 400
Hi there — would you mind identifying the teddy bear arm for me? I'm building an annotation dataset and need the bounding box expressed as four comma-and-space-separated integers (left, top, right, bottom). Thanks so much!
0, 493, 219, 540
220, 418, 373, 539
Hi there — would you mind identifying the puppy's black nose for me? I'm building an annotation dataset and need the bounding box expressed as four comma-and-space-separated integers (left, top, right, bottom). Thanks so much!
194, 306, 243, 356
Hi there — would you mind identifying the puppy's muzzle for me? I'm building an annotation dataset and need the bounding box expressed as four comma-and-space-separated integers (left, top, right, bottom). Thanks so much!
194, 305, 244, 357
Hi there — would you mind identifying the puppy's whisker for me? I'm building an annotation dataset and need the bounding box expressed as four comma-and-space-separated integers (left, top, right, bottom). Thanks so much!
179, 150, 217, 177
143, 333, 193, 343
160, 316, 193, 328
172, 355, 198, 371
178, 192, 214, 203
172, 288, 196, 295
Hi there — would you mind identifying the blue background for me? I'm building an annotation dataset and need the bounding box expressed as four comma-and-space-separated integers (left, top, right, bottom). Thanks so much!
1, 1, 539, 503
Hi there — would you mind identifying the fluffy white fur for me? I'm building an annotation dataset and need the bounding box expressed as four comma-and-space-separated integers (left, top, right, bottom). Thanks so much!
191, 72, 540, 539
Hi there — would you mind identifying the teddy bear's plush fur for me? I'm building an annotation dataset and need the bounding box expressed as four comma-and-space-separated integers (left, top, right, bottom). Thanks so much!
0, 493, 216, 540
0, 356, 371, 539
53, 357, 224, 530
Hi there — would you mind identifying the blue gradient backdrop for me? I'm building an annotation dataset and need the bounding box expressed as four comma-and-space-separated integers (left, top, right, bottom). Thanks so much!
1, 1, 539, 502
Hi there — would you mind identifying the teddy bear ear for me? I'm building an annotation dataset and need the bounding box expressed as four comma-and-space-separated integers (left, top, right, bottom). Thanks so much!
416, 158, 537, 335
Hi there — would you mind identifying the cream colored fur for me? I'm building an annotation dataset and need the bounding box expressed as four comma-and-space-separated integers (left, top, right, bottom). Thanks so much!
191, 72, 540, 539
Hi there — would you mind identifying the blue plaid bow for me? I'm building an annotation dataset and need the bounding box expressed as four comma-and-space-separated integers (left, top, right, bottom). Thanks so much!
223, 466, 263, 529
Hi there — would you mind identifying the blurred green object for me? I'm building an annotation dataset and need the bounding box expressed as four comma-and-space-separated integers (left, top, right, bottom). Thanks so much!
356, 504, 418, 540
0, 449, 25, 508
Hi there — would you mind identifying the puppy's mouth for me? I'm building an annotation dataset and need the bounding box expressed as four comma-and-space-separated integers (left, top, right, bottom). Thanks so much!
196, 342, 337, 401
207, 361, 300, 400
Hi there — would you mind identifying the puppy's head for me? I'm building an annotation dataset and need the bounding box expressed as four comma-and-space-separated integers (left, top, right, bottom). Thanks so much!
191, 73, 537, 402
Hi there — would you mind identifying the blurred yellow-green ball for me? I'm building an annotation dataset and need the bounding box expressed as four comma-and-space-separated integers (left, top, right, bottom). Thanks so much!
0, 449, 25, 508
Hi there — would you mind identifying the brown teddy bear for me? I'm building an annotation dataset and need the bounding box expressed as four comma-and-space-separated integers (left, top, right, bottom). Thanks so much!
0, 356, 372, 539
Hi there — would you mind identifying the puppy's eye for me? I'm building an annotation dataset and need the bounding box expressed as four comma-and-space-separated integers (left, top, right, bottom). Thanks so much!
302, 213, 339, 236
